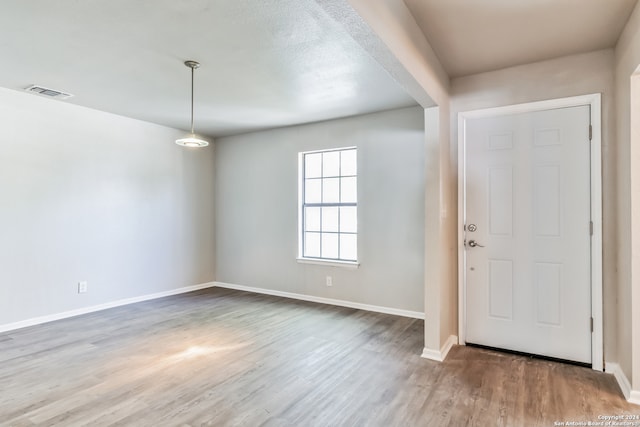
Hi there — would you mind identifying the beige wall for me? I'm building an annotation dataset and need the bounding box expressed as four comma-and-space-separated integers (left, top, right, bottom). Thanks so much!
343, 0, 456, 353
615, 1, 640, 392
423, 106, 456, 351
346, 0, 449, 107
450, 49, 617, 364
631, 73, 640, 396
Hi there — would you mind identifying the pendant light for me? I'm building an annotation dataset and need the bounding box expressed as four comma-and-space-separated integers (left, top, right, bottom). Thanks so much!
175, 60, 209, 148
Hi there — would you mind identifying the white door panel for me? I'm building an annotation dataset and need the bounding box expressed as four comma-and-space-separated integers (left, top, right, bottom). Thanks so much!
465, 106, 591, 364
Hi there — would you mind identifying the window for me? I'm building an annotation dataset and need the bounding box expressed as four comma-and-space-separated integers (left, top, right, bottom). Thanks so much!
299, 147, 357, 263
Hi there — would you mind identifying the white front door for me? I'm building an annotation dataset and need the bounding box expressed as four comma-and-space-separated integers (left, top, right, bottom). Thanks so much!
464, 105, 592, 364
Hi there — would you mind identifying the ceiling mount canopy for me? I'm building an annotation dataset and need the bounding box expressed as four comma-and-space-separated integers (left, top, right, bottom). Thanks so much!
175, 60, 209, 148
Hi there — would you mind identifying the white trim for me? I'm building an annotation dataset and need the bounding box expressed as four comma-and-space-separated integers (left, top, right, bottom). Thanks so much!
296, 258, 359, 269
457, 108, 467, 347
214, 281, 424, 319
590, 94, 604, 372
606, 362, 631, 399
0, 282, 216, 334
457, 94, 604, 371
421, 335, 458, 362
300, 146, 358, 155
631, 390, 640, 406
457, 94, 602, 120
298, 151, 305, 259
297, 146, 359, 264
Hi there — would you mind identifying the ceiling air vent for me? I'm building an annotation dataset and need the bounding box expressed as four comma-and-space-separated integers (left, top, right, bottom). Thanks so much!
24, 85, 73, 100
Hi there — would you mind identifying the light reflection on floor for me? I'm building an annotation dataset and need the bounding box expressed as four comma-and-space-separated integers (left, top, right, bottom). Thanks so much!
171, 343, 249, 360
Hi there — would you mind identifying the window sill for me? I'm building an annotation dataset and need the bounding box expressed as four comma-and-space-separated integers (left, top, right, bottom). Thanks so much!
296, 258, 360, 269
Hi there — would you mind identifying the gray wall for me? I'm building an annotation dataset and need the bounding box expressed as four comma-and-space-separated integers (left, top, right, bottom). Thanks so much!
215, 106, 425, 312
0, 87, 215, 327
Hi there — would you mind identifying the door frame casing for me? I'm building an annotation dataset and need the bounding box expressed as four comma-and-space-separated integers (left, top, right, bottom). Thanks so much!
457, 94, 603, 371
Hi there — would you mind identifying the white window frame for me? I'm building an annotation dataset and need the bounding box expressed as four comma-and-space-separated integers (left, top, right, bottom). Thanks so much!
297, 147, 359, 268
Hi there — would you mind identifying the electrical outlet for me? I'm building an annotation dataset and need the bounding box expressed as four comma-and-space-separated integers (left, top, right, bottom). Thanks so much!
326, 276, 332, 287
78, 281, 88, 294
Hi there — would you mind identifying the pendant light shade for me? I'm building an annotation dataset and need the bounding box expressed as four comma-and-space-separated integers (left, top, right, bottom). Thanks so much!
175, 135, 209, 147
175, 60, 209, 148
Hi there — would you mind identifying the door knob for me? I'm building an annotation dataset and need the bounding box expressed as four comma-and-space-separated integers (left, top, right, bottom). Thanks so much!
467, 240, 485, 248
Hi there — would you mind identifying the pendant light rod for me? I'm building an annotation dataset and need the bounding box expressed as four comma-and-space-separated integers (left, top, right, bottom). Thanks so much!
176, 60, 208, 148
185, 60, 200, 134
190, 65, 194, 133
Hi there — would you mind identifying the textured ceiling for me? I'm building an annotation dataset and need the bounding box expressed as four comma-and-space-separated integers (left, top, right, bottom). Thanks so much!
404, 0, 639, 78
0, 0, 417, 137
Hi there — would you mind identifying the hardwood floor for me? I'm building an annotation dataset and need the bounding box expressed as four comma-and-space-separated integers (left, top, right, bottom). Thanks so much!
0, 287, 637, 426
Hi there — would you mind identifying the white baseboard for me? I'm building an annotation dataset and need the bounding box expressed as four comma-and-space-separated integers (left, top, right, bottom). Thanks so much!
605, 362, 640, 405
214, 281, 425, 319
0, 281, 216, 334
421, 334, 458, 362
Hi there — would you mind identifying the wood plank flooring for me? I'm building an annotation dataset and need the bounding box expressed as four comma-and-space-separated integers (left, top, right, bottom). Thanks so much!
0, 287, 637, 426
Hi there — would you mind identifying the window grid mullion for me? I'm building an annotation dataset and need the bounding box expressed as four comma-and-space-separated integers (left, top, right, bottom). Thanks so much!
319, 152, 324, 258
304, 174, 356, 179
338, 151, 342, 260
304, 203, 356, 208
